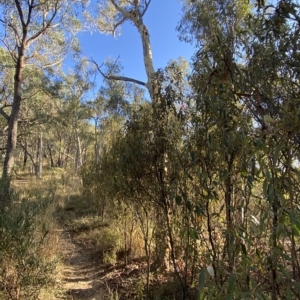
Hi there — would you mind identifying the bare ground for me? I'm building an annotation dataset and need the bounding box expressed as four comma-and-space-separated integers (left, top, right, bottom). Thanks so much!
56, 230, 107, 300
55, 229, 146, 300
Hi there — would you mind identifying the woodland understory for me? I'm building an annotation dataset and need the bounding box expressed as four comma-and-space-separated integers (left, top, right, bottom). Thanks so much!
1, 0, 300, 299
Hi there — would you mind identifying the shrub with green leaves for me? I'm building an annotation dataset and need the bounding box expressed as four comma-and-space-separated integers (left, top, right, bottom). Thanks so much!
0, 195, 57, 300
96, 227, 121, 265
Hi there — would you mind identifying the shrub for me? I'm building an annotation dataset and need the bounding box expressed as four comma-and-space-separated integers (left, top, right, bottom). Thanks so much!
96, 227, 121, 265
0, 195, 57, 300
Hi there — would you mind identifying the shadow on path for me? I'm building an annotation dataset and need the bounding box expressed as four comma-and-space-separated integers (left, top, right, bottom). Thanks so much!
56, 230, 107, 300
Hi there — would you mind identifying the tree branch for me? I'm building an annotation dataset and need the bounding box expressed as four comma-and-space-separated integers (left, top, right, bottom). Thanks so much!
26, 2, 60, 46
0, 19, 21, 45
42, 57, 64, 68
89, 58, 146, 87
0, 108, 10, 122
18, 140, 36, 168
14, 0, 26, 27
109, 0, 131, 18
112, 15, 127, 37
26, 0, 34, 26
141, 0, 152, 17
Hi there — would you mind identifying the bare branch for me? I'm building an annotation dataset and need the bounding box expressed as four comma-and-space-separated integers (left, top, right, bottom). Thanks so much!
112, 16, 127, 37
26, 0, 35, 26
0, 108, 10, 122
89, 58, 146, 87
141, 0, 152, 17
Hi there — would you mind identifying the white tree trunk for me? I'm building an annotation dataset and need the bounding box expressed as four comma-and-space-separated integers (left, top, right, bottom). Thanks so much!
75, 128, 82, 169
109, 0, 156, 102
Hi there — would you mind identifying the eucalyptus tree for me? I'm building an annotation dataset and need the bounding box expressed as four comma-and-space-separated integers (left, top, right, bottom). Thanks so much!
90, 0, 156, 102
98, 58, 131, 116
54, 63, 95, 170
241, 3, 300, 297
0, 47, 14, 149
178, 0, 300, 298
0, 0, 84, 194
18, 71, 63, 176
0, 50, 60, 176
177, 0, 249, 282
86, 58, 147, 163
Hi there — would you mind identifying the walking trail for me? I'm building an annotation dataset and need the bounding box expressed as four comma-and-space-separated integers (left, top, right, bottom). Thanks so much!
55, 228, 146, 300
56, 229, 107, 300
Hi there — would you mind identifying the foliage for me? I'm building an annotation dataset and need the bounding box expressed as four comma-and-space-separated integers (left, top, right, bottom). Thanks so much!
0, 193, 57, 300
80, 0, 300, 299
177, 0, 300, 298
0, 0, 300, 298
96, 227, 122, 264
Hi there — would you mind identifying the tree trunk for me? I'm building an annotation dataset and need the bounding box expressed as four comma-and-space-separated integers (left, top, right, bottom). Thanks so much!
225, 156, 234, 272
135, 22, 155, 99
94, 118, 99, 164
47, 141, 54, 168
1, 43, 25, 201
36, 131, 43, 178
75, 128, 82, 169
23, 140, 28, 170
109, 1, 156, 102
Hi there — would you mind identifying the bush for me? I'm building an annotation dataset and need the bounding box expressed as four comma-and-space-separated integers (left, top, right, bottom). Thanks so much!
96, 227, 121, 265
0, 195, 57, 300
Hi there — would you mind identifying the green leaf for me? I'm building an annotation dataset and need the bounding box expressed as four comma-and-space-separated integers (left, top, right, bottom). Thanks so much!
292, 223, 300, 236
254, 138, 264, 149
276, 190, 286, 206
198, 268, 207, 300
228, 272, 235, 295
190, 228, 199, 240
274, 145, 281, 163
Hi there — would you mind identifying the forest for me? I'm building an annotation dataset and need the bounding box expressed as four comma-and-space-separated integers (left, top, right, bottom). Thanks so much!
0, 0, 300, 299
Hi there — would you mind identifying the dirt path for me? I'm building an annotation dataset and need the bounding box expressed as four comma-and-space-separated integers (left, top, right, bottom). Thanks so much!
56, 230, 107, 300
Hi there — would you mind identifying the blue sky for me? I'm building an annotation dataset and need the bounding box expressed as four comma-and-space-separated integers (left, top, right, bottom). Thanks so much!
75, 0, 195, 88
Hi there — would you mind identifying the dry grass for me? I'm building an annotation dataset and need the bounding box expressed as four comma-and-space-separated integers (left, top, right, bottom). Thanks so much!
0, 169, 83, 300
